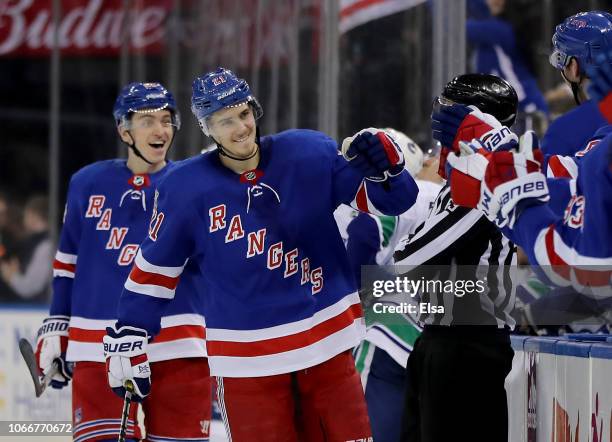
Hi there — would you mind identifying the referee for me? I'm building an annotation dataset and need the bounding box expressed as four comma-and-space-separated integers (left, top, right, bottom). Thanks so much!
395, 74, 518, 442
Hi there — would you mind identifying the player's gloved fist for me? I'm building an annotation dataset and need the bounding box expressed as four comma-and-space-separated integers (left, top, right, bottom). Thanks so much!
478, 151, 549, 228
103, 324, 150, 402
35, 315, 72, 389
445, 126, 519, 208
431, 104, 502, 152
587, 51, 612, 123
341, 128, 405, 181
446, 141, 491, 208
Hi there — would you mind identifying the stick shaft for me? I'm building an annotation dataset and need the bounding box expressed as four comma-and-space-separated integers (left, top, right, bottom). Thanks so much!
117, 381, 134, 442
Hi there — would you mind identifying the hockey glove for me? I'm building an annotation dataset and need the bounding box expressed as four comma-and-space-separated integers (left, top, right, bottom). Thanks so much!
35, 315, 72, 389
103, 324, 151, 402
587, 52, 612, 123
432, 104, 504, 152
445, 126, 520, 208
479, 151, 549, 228
341, 128, 405, 181
432, 104, 508, 179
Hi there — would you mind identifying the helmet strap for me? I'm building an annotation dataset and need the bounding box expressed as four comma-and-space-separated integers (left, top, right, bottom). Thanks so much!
214, 126, 261, 162
122, 128, 177, 166
561, 68, 585, 106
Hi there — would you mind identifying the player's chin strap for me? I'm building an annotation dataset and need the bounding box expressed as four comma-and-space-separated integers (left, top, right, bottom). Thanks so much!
214, 126, 261, 162
561, 70, 585, 106
121, 128, 177, 166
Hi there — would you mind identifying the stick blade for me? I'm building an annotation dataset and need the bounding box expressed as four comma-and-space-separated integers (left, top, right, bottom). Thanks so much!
18, 338, 45, 397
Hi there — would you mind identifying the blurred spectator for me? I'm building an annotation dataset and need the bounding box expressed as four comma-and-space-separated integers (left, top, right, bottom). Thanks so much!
467, 0, 549, 117
0, 195, 52, 302
0, 190, 19, 260
0, 192, 9, 261
0, 191, 21, 300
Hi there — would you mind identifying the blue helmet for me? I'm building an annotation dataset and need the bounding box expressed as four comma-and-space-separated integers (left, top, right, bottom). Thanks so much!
550, 11, 612, 74
191, 67, 263, 134
113, 82, 181, 129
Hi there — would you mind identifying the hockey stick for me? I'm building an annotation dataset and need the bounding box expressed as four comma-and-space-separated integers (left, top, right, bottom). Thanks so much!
117, 380, 134, 442
18, 338, 58, 398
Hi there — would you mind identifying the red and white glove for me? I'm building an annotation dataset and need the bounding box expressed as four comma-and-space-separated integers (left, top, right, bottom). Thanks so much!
35, 315, 72, 389
103, 324, 151, 401
478, 151, 549, 228
432, 104, 508, 179
445, 126, 520, 207
341, 128, 405, 182
446, 130, 542, 210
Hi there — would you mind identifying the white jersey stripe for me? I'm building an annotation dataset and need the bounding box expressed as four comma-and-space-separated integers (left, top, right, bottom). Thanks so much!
135, 249, 186, 277
125, 277, 177, 299
53, 269, 75, 278
55, 250, 77, 264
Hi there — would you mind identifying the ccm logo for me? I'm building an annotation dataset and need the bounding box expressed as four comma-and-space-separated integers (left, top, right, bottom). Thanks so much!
104, 341, 144, 353
500, 181, 545, 204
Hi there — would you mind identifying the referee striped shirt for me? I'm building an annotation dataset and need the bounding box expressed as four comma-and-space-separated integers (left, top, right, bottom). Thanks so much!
393, 185, 517, 328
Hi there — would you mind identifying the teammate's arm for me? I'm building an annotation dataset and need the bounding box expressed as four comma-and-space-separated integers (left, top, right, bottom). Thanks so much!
105, 177, 201, 401
36, 176, 84, 389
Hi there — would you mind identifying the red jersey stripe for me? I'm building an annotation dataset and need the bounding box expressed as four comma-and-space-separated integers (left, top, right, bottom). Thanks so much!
154, 325, 206, 343
207, 303, 363, 358
129, 265, 180, 290
545, 226, 612, 287
53, 259, 76, 273
69, 324, 205, 343
548, 156, 572, 178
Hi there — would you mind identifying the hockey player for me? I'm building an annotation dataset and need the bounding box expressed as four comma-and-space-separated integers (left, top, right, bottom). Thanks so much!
103, 67, 418, 441
36, 82, 211, 442
542, 11, 612, 156
394, 73, 519, 442
441, 50, 612, 296
345, 130, 442, 442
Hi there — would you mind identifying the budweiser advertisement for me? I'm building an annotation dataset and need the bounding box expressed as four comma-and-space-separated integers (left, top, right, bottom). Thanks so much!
0, 0, 306, 61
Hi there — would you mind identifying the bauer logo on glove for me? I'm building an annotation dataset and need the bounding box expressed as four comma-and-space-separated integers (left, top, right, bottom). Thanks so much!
341, 128, 405, 182
103, 324, 151, 402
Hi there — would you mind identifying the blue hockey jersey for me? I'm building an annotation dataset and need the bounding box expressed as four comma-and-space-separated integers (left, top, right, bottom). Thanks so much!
541, 100, 608, 156
51, 160, 206, 363
116, 129, 418, 377
467, 18, 548, 115
544, 125, 612, 180
505, 132, 612, 295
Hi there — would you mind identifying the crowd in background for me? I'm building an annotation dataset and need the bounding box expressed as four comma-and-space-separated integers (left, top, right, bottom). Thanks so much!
0, 191, 52, 303
0, 0, 610, 306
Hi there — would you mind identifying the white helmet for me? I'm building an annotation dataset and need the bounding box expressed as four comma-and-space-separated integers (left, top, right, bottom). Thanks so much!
384, 128, 424, 177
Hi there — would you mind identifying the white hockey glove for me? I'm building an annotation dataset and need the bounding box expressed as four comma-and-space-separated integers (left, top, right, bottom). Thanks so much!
35, 315, 72, 389
103, 324, 151, 402
341, 128, 405, 181
479, 151, 549, 228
